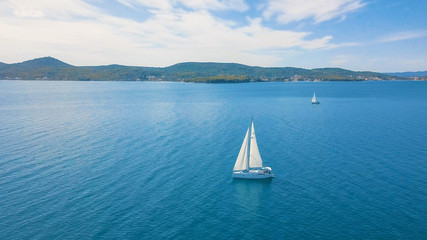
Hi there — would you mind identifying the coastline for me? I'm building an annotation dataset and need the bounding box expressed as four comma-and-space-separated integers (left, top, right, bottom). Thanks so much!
2, 57, 425, 83
1, 79, 424, 83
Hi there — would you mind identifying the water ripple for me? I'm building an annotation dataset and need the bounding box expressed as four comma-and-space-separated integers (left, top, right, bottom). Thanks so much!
0, 81, 426, 239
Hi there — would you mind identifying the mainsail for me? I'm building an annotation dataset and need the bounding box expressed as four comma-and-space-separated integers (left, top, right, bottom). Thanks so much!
249, 122, 263, 168
233, 128, 250, 171
312, 92, 317, 103
234, 120, 264, 171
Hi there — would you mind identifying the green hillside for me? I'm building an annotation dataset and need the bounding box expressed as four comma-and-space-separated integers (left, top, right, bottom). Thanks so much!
0, 57, 404, 82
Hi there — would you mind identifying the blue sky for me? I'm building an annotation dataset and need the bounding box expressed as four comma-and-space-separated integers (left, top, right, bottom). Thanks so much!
0, 0, 426, 71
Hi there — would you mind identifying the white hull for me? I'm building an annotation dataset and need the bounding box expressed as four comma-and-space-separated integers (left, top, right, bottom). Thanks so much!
232, 170, 274, 179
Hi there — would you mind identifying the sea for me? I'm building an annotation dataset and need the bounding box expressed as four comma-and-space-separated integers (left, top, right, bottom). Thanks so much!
0, 80, 426, 239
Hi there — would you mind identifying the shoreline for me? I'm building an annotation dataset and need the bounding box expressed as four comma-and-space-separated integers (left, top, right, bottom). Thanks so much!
1, 79, 424, 83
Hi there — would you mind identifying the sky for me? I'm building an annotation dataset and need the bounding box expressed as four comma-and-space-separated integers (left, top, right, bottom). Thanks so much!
0, 0, 426, 72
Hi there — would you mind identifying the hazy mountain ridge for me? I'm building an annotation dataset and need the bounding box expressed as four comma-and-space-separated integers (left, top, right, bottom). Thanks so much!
0, 57, 418, 82
384, 71, 427, 77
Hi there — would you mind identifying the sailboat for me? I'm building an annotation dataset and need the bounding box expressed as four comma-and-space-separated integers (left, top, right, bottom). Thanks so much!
312, 92, 320, 104
232, 119, 274, 179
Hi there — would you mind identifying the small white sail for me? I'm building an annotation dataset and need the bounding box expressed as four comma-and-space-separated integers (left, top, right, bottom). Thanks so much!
312, 92, 317, 103
249, 122, 263, 168
233, 128, 250, 171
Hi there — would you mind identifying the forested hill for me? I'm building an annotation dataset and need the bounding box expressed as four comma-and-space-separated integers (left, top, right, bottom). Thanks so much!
0, 57, 409, 82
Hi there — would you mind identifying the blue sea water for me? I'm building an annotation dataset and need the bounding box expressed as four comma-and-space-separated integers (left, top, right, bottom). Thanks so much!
0, 80, 426, 239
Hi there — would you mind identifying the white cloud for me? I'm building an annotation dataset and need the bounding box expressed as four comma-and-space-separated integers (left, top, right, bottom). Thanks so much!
376, 30, 427, 43
117, 0, 173, 11
321, 30, 427, 51
0, 0, 336, 66
263, 0, 366, 24
7, 0, 99, 19
178, 0, 248, 11
118, 0, 248, 11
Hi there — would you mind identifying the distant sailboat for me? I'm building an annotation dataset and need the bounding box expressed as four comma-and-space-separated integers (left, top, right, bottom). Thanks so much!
232, 119, 274, 179
312, 92, 320, 104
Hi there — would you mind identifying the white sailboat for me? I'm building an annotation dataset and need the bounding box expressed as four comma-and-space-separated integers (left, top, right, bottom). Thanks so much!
232, 119, 274, 179
312, 92, 320, 104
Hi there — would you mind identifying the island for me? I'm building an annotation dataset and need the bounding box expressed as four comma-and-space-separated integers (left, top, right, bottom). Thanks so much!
0, 57, 425, 83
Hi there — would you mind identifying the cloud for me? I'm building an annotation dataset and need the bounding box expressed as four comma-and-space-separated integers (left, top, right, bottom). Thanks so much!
179, 0, 248, 11
7, 0, 99, 19
118, 0, 248, 12
263, 0, 366, 24
376, 30, 427, 43
0, 0, 337, 66
117, 0, 173, 11
323, 30, 427, 50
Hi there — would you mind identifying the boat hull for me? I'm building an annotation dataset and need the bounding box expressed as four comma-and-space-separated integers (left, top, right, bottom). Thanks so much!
232, 171, 274, 179
312, 101, 320, 104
